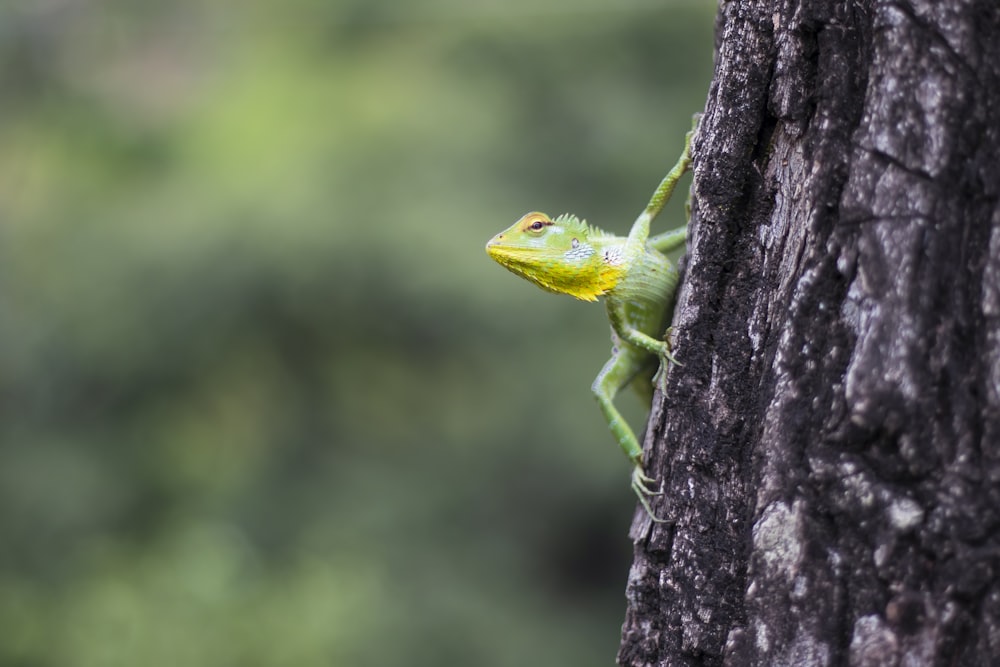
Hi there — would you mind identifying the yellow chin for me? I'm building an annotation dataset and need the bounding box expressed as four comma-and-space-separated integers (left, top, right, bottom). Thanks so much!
486, 243, 623, 302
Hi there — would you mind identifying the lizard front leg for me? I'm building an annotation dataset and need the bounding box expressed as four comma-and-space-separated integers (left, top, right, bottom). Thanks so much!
626, 116, 697, 249
592, 348, 666, 522
607, 305, 680, 367
648, 226, 687, 254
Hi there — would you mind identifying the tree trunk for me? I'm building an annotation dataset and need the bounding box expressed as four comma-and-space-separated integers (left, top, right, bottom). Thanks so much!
618, 1, 1000, 665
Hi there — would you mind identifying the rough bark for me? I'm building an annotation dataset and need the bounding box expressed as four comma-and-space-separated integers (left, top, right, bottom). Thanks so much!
618, 1, 1000, 665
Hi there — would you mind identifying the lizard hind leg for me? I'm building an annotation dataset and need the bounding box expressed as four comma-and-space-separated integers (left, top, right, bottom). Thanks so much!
592, 350, 667, 522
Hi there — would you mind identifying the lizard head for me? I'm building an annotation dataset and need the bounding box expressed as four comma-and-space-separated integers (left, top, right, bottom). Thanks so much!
486, 212, 621, 302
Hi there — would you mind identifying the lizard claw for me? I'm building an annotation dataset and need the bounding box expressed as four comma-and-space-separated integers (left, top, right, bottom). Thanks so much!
662, 327, 682, 366
631, 465, 668, 523
653, 329, 681, 393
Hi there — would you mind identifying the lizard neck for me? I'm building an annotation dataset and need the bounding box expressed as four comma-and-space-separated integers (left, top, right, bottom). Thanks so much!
559, 236, 628, 301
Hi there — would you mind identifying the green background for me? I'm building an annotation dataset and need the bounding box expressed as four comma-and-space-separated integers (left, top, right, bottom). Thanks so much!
0, 1, 713, 665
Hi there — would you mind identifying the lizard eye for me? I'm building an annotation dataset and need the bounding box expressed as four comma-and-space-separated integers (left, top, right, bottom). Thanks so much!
530, 220, 545, 231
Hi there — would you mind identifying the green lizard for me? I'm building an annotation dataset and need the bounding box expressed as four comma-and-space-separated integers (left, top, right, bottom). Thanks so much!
485, 125, 694, 521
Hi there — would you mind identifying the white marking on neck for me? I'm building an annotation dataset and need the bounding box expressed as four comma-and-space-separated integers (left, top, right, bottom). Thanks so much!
602, 246, 625, 266
564, 242, 595, 262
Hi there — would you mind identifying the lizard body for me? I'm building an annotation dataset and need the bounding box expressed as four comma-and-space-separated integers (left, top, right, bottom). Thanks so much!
485, 124, 694, 521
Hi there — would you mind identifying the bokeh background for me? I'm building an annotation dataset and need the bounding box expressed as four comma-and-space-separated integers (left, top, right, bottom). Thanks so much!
0, 1, 714, 665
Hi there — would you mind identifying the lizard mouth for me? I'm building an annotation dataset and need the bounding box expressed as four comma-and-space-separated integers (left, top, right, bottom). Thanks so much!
485, 234, 511, 248
485, 240, 515, 264
485, 236, 520, 257
485, 240, 538, 276
485, 238, 542, 265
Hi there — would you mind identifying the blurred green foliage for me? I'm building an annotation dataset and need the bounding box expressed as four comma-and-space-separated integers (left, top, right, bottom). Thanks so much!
0, 1, 713, 665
